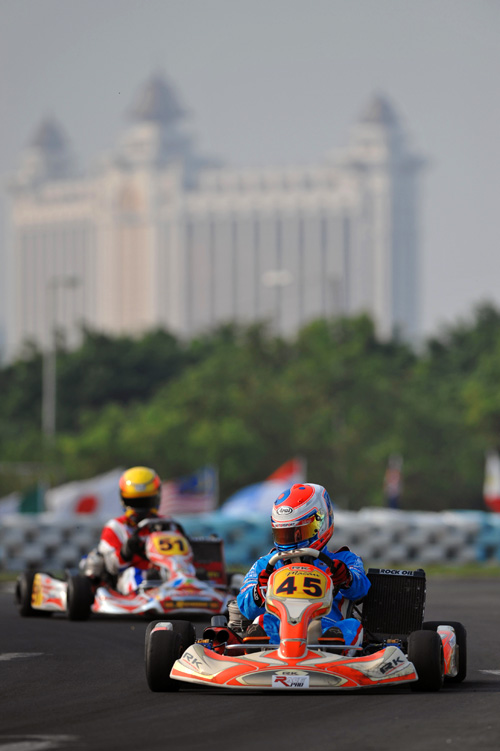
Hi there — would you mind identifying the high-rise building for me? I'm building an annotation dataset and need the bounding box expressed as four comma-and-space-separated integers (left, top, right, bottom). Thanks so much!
5, 73, 425, 362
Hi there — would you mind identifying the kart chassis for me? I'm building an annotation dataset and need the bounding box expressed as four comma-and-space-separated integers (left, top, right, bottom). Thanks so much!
144, 552, 467, 692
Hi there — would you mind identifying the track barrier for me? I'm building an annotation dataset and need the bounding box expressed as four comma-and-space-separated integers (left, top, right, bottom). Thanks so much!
1, 508, 500, 572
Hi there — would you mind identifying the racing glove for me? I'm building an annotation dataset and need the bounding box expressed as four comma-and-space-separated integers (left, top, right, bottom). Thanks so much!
120, 533, 145, 562
252, 569, 270, 607
329, 559, 353, 589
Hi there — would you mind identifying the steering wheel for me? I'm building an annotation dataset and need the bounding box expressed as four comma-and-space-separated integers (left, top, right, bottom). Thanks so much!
137, 518, 187, 536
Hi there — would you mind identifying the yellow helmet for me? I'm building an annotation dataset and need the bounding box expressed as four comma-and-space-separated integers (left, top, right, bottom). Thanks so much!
119, 466, 161, 519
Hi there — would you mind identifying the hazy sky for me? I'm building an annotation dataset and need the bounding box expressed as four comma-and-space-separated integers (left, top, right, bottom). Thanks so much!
1, 0, 499, 339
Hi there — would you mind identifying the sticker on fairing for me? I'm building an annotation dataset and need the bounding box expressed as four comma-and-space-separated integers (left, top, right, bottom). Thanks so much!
272, 673, 310, 688
272, 569, 327, 599
32, 573, 44, 607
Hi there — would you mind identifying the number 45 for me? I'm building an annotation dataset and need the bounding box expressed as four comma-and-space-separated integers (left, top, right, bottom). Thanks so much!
275, 575, 322, 597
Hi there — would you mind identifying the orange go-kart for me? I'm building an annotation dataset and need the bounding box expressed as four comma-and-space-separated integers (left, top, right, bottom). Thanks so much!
144, 549, 467, 692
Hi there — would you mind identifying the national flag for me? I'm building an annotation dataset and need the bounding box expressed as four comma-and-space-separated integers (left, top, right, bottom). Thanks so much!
44, 468, 125, 517
18, 483, 46, 513
159, 466, 218, 515
267, 457, 306, 483
483, 450, 500, 513
0, 484, 46, 517
219, 457, 306, 517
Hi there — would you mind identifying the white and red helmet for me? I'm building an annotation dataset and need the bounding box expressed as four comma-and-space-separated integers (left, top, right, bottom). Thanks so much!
271, 483, 334, 552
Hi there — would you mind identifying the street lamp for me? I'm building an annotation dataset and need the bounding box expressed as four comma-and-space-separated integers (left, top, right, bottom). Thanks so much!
42, 275, 81, 441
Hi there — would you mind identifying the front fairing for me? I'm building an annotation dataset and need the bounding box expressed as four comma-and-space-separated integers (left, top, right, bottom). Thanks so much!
92, 575, 229, 615
265, 563, 333, 657
145, 531, 197, 577
171, 642, 417, 690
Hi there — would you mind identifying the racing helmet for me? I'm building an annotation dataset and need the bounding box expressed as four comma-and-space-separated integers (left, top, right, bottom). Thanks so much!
271, 483, 334, 552
119, 466, 161, 522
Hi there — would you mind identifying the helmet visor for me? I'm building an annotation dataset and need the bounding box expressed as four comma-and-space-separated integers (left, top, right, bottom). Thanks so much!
123, 494, 159, 511
272, 513, 323, 547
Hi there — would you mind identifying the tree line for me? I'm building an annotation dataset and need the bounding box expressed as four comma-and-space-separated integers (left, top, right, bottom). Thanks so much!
1, 303, 500, 511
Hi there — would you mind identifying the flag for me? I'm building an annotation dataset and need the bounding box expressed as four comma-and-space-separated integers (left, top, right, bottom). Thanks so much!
0, 491, 22, 518
44, 468, 125, 517
0, 484, 46, 517
483, 450, 500, 513
219, 457, 306, 517
267, 457, 306, 483
384, 454, 403, 509
159, 466, 218, 515
18, 483, 46, 513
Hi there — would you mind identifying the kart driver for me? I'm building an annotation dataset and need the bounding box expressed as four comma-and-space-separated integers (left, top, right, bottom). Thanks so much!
89, 466, 165, 594
237, 482, 371, 651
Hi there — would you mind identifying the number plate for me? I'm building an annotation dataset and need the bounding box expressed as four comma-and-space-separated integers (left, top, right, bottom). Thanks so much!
272, 569, 328, 599
151, 532, 189, 556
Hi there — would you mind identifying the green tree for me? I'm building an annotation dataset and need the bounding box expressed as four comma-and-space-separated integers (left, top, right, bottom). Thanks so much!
2, 305, 500, 511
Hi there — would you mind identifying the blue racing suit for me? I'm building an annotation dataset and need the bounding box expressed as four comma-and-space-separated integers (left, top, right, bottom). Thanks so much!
237, 546, 371, 647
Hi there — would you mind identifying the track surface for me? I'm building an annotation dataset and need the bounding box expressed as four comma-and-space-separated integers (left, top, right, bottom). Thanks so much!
1, 578, 500, 751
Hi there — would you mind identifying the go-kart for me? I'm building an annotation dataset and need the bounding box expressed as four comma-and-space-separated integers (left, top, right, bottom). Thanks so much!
16, 519, 240, 620
144, 549, 467, 692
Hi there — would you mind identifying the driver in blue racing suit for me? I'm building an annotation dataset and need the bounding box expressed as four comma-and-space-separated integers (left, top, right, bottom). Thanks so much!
237, 483, 371, 651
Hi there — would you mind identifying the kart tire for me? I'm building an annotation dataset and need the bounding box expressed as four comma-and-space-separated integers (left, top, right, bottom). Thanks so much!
16, 571, 36, 617
227, 572, 244, 595
66, 574, 93, 621
408, 629, 444, 692
211, 615, 228, 627
145, 620, 196, 658
423, 620, 467, 683
145, 628, 184, 692
171, 619, 196, 649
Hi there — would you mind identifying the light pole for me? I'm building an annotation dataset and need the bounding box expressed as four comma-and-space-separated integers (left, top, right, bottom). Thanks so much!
42, 275, 81, 441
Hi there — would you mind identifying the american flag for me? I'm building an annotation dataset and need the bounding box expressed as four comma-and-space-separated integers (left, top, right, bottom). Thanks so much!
159, 466, 218, 515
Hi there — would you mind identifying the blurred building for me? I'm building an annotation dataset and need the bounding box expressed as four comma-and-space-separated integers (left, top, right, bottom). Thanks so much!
5, 73, 425, 361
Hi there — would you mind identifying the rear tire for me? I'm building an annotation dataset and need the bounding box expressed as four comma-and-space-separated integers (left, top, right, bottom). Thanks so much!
408, 629, 444, 692
211, 615, 228, 627
227, 572, 244, 595
423, 620, 467, 683
145, 626, 185, 692
16, 571, 36, 617
66, 574, 93, 621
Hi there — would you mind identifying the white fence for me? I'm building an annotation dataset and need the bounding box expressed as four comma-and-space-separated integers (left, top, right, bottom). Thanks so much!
1, 508, 500, 572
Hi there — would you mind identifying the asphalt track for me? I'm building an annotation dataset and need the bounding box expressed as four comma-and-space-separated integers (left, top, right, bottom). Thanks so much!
1, 577, 500, 751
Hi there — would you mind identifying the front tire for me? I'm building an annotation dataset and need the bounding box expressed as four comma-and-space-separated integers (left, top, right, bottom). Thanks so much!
66, 574, 93, 621
145, 625, 185, 692
408, 629, 444, 692
423, 620, 467, 683
145, 619, 196, 656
